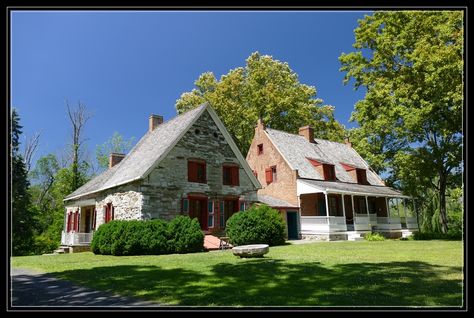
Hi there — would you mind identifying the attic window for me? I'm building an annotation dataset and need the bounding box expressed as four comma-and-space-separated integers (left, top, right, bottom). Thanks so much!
323, 164, 336, 181
213, 132, 219, 138
195, 129, 201, 135
257, 144, 264, 155
356, 168, 368, 185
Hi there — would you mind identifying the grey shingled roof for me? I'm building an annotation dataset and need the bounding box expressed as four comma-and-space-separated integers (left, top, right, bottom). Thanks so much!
299, 179, 408, 197
65, 105, 207, 200
265, 128, 384, 185
258, 194, 298, 208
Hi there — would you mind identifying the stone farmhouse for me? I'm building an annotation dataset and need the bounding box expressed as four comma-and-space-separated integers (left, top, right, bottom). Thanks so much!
61, 104, 260, 250
246, 119, 418, 241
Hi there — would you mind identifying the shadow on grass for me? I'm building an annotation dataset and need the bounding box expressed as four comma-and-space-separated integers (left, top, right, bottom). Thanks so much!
50, 259, 463, 307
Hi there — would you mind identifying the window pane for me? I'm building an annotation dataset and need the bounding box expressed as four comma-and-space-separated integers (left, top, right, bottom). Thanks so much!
183, 199, 189, 212
208, 201, 213, 214
208, 215, 214, 228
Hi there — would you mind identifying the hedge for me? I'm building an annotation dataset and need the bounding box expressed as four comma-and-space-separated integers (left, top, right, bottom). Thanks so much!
91, 216, 204, 256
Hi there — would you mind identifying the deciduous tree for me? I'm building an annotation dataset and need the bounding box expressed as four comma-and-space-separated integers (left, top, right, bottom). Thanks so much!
340, 11, 463, 233
176, 52, 346, 154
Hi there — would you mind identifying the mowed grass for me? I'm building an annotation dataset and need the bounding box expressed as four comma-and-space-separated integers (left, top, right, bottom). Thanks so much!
11, 240, 463, 307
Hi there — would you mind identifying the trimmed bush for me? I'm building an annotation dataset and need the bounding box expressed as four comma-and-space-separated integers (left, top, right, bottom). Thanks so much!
226, 204, 286, 246
364, 232, 386, 241
412, 231, 462, 241
91, 216, 204, 256
167, 216, 204, 253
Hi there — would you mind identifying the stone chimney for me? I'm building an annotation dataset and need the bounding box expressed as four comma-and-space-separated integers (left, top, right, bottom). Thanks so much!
344, 136, 352, 148
149, 115, 163, 132
109, 153, 125, 168
257, 117, 265, 131
298, 126, 315, 143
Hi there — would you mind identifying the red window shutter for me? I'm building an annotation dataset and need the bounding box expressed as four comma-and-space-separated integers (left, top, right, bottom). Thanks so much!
67, 212, 71, 232
104, 205, 109, 223
188, 161, 197, 182
265, 168, 273, 184
74, 211, 79, 232
231, 167, 239, 186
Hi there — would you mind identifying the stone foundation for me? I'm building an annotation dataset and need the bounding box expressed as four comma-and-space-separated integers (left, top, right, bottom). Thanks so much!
69, 245, 90, 253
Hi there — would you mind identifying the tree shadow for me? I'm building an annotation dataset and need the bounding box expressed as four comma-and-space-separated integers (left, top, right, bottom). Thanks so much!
33, 259, 462, 307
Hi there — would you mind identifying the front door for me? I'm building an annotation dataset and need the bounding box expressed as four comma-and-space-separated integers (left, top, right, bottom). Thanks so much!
286, 211, 299, 240
85, 209, 91, 233
189, 197, 208, 230
344, 195, 354, 224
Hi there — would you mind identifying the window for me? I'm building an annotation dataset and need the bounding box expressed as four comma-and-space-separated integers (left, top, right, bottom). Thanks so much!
104, 203, 114, 224
323, 164, 336, 181
208, 201, 214, 228
223, 165, 239, 186
221, 199, 238, 229
182, 198, 189, 213
188, 160, 206, 183
265, 166, 277, 184
257, 144, 263, 155
356, 168, 368, 185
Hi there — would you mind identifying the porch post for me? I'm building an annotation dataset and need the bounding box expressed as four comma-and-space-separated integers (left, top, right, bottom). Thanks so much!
365, 196, 369, 216
397, 198, 401, 217
386, 197, 391, 221
351, 195, 355, 216
341, 194, 346, 218
324, 192, 330, 224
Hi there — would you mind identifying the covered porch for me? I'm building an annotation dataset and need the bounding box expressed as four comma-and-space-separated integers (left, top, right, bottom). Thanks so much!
61, 201, 96, 246
297, 179, 417, 235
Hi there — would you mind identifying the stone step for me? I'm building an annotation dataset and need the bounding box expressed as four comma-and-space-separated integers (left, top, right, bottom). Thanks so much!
53, 246, 70, 254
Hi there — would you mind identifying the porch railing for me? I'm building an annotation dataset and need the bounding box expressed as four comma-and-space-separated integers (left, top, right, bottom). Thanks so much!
300, 216, 347, 233
375, 217, 402, 230
61, 231, 94, 246
405, 217, 418, 230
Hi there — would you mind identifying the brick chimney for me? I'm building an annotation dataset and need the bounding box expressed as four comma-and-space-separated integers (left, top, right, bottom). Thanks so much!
298, 126, 315, 143
257, 117, 265, 131
344, 136, 352, 148
109, 153, 125, 168
149, 115, 163, 132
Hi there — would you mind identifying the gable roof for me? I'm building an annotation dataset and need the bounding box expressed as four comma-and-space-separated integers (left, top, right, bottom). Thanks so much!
264, 128, 385, 186
65, 104, 260, 201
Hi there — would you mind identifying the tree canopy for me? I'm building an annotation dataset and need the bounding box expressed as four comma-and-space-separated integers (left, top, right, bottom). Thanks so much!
96, 132, 135, 170
176, 52, 346, 154
339, 11, 463, 233
11, 109, 35, 255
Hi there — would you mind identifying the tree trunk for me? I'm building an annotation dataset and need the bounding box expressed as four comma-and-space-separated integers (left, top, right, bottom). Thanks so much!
438, 172, 449, 233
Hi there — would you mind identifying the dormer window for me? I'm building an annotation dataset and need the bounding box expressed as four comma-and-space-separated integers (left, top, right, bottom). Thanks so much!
356, 168, 368, 185
323, 164, 336, 181
307, 157, 335, 181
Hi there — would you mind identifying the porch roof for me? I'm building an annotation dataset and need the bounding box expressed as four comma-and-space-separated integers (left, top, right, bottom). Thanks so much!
257, 194, 298, 208
298, 179, 410, 198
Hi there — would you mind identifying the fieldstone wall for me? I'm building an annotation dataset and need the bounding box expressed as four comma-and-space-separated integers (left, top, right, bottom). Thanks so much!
140, 110, 258, 221
95, 190, 143, 228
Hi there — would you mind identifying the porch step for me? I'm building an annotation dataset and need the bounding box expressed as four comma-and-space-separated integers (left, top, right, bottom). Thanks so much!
401, 230, 414, 238
347, 231, 364, 241
53, 246, 70, 254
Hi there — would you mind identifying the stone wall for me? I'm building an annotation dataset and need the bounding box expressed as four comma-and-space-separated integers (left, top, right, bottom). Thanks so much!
246, 122, 298, 206
95, 189, 143, 228
140, 110, 258, 221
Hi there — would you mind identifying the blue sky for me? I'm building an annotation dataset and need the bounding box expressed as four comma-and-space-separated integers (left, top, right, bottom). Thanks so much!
11, 10, 370, 169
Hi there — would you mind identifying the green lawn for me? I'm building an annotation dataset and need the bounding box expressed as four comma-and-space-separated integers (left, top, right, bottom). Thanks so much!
11, 240, 463, 307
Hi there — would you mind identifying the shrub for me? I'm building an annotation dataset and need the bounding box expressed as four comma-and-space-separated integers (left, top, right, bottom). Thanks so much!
412, 231, 462, 241
167, 216, 204, 253
364, 232, 386, 241
91, 217, 203, 256
226, 204, 286, 246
